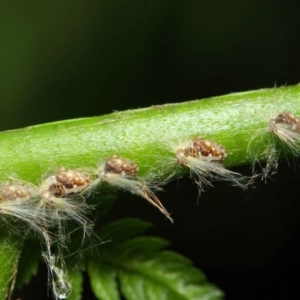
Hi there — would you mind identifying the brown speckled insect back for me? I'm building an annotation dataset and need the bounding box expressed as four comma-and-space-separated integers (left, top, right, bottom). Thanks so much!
104, 155, 139, 176
186, 137, 227, 162
271, 111, 300, 133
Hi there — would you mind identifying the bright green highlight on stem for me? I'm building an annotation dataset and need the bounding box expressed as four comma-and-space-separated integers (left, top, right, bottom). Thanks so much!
0, 85, 300, 298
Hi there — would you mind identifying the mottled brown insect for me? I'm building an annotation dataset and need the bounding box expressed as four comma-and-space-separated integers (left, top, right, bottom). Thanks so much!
104, 155, 139, 176
267, 111, 300, 152
0, 183, 33, 203
40, 169, 93, 203
56, 170, 93, 191
97, 155, 173, 222
0, 181, 42, 232
176, 137, 227, 164
172, 136, 246, 197
188, 137, 227, 161
249, 111, 300, 181
270, 111, 300, 133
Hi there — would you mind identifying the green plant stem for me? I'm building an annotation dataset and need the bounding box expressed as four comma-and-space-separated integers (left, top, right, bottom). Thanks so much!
1, 85, 300, 297
1, 86, 300, 182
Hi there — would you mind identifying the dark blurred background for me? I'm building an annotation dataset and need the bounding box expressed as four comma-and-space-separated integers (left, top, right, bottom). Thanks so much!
3, 1, 300, 299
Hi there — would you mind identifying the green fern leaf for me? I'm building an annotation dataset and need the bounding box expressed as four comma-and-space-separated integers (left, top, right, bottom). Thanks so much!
88, 260, 120, 300
88, 219, 223, 300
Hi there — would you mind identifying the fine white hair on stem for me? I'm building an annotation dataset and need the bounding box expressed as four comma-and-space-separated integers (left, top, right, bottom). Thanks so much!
0, 179, 46, 235
90, 155, 173, 223
268, 111, 300, 153
0, 179, 72, 299
41, 229, 72, 300
164, 137, 247, 197
248, 111, 300, 181
0, 169, 104, 299
35, 166, 97, 296
36, 167, 95, 233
